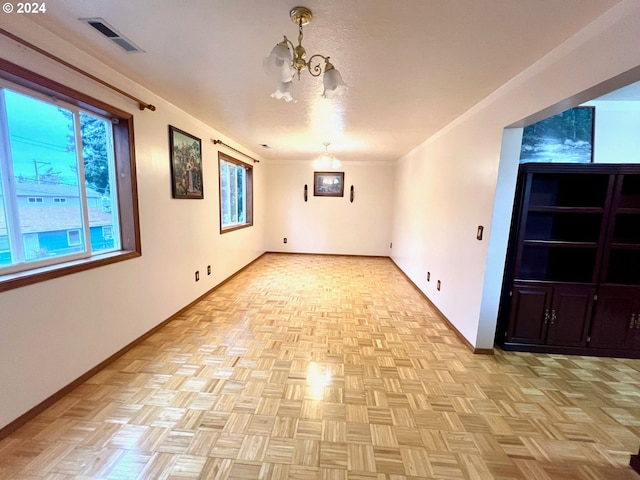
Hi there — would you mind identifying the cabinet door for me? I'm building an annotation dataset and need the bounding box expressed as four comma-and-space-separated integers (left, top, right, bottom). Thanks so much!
507, 284, 552, 344
589, 286, 639, 350
546, 285, 595, 347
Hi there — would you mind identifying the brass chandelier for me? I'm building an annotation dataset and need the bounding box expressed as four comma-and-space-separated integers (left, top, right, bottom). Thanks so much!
313, 142, 341, 170
263, 6, 346, 102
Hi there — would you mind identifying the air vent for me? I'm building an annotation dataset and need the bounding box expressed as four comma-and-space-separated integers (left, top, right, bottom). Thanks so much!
80, 18, 144, 53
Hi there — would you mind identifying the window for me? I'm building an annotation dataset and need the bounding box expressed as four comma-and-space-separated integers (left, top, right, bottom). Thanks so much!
218, 153, 253, 232
67, 229, 82, 246
0, 58, 140, 292
102, 225, 113, 240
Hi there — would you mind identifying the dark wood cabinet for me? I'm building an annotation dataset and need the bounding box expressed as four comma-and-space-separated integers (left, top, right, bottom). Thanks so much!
508, 284, 551, 344
498, 163, 640, 358
508, 283, 594, 347
590, 286, 640, 350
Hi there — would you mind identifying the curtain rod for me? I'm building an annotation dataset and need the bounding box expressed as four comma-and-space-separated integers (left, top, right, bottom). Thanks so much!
0, 27, 156, 112
212, 139, 260, 163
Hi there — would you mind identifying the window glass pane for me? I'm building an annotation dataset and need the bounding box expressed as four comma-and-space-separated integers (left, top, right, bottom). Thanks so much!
237, 167, 245, 223
80, 112, 120, 253
0, 175, 10, 266
4, 89, 85, 262
229, 164, 238, 224
220, 162, 230, 225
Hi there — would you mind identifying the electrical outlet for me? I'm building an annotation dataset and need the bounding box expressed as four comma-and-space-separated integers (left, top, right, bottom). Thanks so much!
283, 237, 287, 244
207, 265, 211, 275
427, 272, 430, 281
437, 280, 441, 291
195, 271, 200, 282
390, 242, 393, 248
477, 225, 484, 240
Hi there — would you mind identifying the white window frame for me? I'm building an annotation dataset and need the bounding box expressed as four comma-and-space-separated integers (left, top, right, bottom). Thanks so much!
0, 83, 94, 272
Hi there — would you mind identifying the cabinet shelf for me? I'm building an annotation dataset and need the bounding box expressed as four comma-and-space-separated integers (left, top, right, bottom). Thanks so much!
619, 175, 640, 208
610, 243, 640, 250
528, 172, 609, 208
611, 213, 640, 244
524, 210, 603, 243
518, 245, 597, 283
523, 240, 598, 248
528, 206, 604, 213
606, 249, 640, 284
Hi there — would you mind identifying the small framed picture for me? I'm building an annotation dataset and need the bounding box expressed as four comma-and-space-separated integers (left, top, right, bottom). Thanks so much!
169, 125, 203, 199
314, 172, 345, 197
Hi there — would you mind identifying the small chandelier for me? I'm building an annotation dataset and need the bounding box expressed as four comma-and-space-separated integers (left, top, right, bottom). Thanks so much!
263, 6, 347, 102
313, 142, 341, 170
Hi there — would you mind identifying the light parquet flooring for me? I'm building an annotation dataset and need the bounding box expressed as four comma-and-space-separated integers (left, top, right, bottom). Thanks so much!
1, 253, 640, 479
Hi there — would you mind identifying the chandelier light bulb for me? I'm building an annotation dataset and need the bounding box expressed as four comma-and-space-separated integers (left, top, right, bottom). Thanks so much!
313, 142, 340, 169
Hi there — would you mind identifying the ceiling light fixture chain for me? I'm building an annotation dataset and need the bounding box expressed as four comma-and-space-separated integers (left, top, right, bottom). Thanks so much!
263, 6, 346, 102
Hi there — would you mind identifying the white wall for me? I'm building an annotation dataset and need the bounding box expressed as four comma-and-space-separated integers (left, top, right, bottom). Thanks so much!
585, 101, 640, 163
265, 162, 394, 256
392, 0, 640, 349
0, 17, 265, 429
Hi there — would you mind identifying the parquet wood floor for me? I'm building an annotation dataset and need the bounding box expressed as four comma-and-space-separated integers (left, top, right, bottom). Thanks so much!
1, 254, 640, 479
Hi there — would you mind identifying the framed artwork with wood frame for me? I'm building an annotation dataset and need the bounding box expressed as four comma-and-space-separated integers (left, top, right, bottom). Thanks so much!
169, 125, 203, 198
314, 172, 344, 197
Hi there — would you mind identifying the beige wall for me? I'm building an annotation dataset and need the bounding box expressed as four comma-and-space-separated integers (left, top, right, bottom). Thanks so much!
584, 100, 640, 163
264, 162, 394, 256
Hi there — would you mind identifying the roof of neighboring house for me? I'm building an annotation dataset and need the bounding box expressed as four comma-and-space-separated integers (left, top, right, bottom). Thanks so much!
15, 183, 101, 198
0, 207, 112, 236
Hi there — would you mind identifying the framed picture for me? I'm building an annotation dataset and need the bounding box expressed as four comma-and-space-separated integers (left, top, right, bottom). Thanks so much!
520, 107, 595, 164
169, 125, 203, 198
314, 172, 344, 197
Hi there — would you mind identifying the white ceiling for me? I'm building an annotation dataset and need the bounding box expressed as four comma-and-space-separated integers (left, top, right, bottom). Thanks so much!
26, 0, 622, 163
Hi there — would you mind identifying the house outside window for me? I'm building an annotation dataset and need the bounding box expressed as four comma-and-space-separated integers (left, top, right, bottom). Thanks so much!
218, 153, 253, 233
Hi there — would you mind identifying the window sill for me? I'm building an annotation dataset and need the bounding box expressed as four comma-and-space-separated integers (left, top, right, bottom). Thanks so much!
220, 223, 253, 234
0, 250, 141, 293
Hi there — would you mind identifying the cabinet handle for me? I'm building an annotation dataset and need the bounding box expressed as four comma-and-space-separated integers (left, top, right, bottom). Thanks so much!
544, 309, 550, 325
631, 313, 637, 329
550, 310, 556, 325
